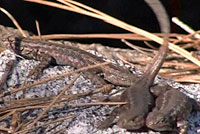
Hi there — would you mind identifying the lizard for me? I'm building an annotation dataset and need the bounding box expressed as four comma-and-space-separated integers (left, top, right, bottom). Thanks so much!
99, 0, 170, 130
1, 1, 192, 133
144, 1, 195, 134
0, 34, 138, 89
98, 36, 169, 130
146, 84, 193, 134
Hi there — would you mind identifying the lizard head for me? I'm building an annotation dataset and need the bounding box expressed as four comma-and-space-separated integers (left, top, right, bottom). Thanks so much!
0, 36, 19, 54
146, 111, 175, 131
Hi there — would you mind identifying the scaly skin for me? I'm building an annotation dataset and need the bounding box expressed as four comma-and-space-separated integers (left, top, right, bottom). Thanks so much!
146, 87, 192, 134
99, 0, 171, 130
99, 37, 168, 130
1, 36, 138, 87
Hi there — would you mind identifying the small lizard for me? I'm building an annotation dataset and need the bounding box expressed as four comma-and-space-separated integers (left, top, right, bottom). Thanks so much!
144, 1, 194, 133
99, 38, 168, 130
146, 85, 193, 134
99, 0, 170, 130
0, 35, 138, 88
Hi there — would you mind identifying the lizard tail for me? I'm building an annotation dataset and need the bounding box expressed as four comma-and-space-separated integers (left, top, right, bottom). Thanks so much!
144, 0, 170, 34
143, 0, 170, 85
144, 40, 168, 86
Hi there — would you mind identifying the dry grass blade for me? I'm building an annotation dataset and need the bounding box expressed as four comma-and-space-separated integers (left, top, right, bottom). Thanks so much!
15, 114, 74, 134
173, 74, 200, 83
67, 101, 127, 107
0, 62, 110, 98
1, 101, 126, 115
31, 33, 183, 41
0, 85, 111, 115
121, 39, 153, 56
173, 30, 200, 45
163, 62, 198, 69
0, 127, 12, 133
0, 110, 16, 122
35, 20, 41, 39
27, 74, 80, 131
24, 0, 200, 67
172, 17, 200, 39
0, 84, 112, 115
10, 111, 21, 133
0, 7, 27, 37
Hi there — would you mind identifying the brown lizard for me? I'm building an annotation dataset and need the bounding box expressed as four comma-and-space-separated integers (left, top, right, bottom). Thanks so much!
99, 38, 168, 130
144, 1, 194, 134
0, 35, 138, 89
99, 0, 170, 130
146, 85, 193, 134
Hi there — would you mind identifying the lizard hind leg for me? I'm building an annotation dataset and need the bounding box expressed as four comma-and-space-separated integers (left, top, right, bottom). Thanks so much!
27, 55, 53, 79
98, 107, 121, 129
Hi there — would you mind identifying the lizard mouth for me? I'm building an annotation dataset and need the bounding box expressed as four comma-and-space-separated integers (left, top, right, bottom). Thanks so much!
146, 120, 174, 131
146, 114, 174, 131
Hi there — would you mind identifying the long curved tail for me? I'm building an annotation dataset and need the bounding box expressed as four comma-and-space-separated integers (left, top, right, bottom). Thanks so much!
143, 0, 170, 85
144, 0, 170, 33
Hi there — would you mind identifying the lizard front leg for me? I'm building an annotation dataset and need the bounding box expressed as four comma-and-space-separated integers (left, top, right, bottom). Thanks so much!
27, 54, 53, 79
98, 93, 125, 129
0, 60, 14, 90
